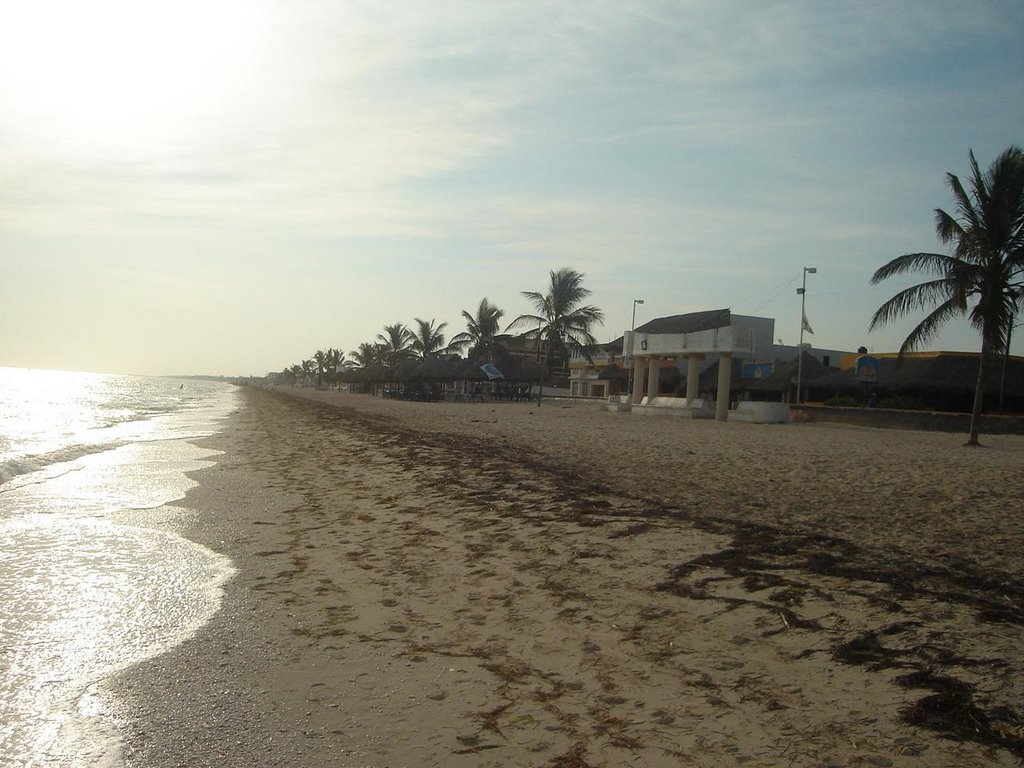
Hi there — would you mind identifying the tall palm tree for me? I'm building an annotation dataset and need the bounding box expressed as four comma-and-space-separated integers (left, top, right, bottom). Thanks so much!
870, 146, 1024, 445
507, 267, 605, 406
351, 342, 382, 368
313, 349, 330, 388
376, 323, 414, 366
325, 347, 346, 387
409, 318, 448, 359
449, 298, 507, 358
301, 358, 317, 386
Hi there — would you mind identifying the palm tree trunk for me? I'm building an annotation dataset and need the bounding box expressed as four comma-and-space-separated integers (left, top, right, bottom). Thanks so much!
999, 319, 1013, 412
966, 340, 989, 446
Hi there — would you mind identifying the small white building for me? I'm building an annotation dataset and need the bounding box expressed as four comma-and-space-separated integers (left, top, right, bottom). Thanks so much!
623, 310, 755, 421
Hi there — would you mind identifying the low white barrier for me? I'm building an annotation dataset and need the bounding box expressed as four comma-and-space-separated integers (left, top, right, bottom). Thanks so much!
731, 401, 790, 423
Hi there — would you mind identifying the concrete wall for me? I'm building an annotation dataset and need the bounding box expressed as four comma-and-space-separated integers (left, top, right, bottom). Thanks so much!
791, 405, 1024, 434
732, 315, 777, 359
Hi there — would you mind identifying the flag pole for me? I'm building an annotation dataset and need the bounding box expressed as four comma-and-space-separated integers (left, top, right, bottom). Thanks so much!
795, 267, 816, 405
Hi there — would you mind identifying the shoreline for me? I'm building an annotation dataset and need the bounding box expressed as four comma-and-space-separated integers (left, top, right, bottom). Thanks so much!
110, 386, 1024, 767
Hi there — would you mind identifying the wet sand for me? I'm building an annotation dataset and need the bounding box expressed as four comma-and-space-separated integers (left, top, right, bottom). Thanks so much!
112, 386, 1024, 767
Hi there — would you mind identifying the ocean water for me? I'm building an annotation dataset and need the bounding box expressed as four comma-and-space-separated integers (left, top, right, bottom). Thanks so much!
0, 368, 239, 767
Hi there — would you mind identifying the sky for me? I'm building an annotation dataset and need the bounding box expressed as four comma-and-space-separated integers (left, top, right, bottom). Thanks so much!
1, 0, 1022, 376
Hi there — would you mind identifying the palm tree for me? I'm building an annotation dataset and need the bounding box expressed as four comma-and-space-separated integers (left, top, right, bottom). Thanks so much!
409, 318, 448, 359
351, 342, 382, 368
301, 358, 317, 386
870, 146, 1024, 445
325, 347, 346, 387
449, 298, 507, 358
507, 267, 605, 406
376, 323, 414, 366
313, 349, 330, 388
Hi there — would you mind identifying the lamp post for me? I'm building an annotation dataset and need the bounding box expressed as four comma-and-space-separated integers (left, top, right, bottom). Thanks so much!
628, 299, 644, 395
631, 298, 644, 331
795, 267, 816, 405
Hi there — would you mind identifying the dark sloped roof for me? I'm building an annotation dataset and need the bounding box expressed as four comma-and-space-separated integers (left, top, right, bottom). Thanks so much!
635, 308, 731, 336
809, 353, 1024, 396
609, 308, 733, 350
746, 351, 832, 392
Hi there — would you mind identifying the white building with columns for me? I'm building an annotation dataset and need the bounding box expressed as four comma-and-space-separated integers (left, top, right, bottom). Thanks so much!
623, 311, 756, 420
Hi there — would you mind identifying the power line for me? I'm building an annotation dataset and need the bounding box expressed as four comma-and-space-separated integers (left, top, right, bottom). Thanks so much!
742, 273, 800, 315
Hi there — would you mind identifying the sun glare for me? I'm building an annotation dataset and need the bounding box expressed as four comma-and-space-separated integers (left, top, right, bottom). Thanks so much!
0, 0, 266, 156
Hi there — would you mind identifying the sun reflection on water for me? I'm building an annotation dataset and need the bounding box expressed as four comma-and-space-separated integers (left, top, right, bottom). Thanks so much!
0, 515, 234, 766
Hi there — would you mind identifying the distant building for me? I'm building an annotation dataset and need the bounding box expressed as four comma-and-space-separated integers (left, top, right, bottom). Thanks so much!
570, 308, 852, 403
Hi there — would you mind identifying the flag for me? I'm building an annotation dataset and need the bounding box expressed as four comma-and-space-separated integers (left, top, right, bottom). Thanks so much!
801, 309, 814, 335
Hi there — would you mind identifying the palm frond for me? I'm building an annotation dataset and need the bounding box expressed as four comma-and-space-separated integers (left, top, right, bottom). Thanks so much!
506, 313, 544, 333
897, 298, 967, 355
869, 278, 960, 330
870, 252, 955, 284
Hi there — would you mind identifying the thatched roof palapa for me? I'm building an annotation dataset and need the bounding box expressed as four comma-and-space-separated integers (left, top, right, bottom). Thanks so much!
386, 358, 421, 384
413, 354, 463, 382
694, 358, 750, 392
356, 362, 387, 384
808, 353, 1024, 397
493, 354, 542, 383
455, 358, 488, 382
598, 363, 628, 381
745, 351, 832, 393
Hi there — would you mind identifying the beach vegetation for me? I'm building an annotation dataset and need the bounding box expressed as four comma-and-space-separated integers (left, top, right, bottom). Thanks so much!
409, 318, 448, 359
301, 358, 316, 384
870, 146, 1024, 445
351, 341, 383, 368
313, 349, 328, 388
376, 323, 414, 366
448, 298, 508, 358
508, 267, 604, 406
878, 395, 926, 411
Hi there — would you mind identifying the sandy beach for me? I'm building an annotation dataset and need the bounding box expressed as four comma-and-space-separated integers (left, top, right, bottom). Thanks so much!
111, 386, 1024, 767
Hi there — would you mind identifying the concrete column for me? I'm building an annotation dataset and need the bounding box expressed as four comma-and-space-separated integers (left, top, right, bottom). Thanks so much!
647, 357, 660, 402
686, 354, 703, 403
716, 353, 732, 421
631, 358, 646, 404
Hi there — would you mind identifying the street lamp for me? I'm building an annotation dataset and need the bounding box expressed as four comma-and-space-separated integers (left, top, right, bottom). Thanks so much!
631, 298, 644, 331
628, 299, 644, 395
795, 267, 817, 405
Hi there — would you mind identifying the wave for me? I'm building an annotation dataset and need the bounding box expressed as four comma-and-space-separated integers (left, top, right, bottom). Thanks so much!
0, 442, 126, 487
